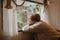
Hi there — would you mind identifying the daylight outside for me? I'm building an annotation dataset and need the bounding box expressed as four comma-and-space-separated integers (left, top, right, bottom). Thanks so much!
16, 1, 44, 30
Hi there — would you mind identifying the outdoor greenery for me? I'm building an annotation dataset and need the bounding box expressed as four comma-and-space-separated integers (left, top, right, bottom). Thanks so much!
17, 3, 42, 30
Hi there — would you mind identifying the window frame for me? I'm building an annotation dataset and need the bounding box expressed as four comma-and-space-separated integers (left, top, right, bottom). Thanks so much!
26, 0, 44, 5
16, 1, 44, 32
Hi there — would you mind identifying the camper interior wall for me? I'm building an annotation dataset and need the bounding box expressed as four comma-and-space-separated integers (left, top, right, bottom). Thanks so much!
0, 0, 60, 36
46, 0, 60, 30
0, 0, 3, 32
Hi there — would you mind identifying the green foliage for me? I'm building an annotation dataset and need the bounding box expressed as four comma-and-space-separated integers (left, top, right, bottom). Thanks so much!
17, 4, 42, 30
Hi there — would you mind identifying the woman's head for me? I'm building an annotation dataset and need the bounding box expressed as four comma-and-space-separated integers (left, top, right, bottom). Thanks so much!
28, 13, 41, 25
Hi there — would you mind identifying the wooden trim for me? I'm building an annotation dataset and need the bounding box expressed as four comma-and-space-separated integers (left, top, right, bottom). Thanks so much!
0, 0, 3, 31
26, 0, 44, 5
12, 0, 26, 6
2, 0, 3, 31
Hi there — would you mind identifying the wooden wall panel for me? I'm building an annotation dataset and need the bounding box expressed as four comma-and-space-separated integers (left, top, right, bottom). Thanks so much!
0, 0, 3, 32
47, 0, 60, 30
31, 0, 43, 3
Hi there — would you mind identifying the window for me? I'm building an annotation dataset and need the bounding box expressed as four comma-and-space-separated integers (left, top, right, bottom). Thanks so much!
16, 1, 44, 30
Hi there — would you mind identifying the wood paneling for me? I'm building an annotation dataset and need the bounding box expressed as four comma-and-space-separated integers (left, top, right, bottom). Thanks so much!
47, 0, 60, 30
0, 0, 3, 31
31, 0, 43, 3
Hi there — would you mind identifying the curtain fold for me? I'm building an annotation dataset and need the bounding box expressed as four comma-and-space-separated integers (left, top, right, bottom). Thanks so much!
40, 5, 50, 24
3, 0, 18, 36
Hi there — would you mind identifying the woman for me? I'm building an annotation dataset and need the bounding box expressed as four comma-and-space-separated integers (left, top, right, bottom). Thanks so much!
22, 13, 60, 40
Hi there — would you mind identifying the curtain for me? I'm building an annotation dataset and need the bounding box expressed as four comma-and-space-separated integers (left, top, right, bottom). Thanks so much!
40, 5, 50, 24
3, 1, 18, 36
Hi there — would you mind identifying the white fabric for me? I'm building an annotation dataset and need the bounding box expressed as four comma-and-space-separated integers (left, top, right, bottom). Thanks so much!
22, 22, 42, 31
40, 5, 49, 24
3, 1, 18, 36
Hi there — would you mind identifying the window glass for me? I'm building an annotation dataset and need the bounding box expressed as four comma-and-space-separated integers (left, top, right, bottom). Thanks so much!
16, 1, 44, 30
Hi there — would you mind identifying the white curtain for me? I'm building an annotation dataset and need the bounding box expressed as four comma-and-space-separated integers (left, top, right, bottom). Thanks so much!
40, 5, 50, 24
3, 1, 18, 36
